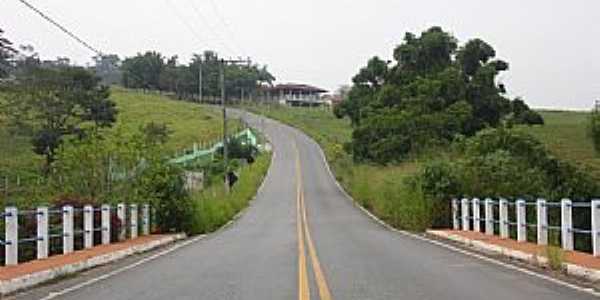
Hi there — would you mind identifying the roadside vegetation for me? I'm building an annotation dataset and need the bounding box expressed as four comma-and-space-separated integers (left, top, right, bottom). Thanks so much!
0, 28, 272, 242
245, 27, 600, 236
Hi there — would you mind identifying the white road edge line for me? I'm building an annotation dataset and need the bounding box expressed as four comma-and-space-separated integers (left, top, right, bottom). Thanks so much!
38, 120, 276, 300
308, 127, 600, 298
38, 234, 207, 300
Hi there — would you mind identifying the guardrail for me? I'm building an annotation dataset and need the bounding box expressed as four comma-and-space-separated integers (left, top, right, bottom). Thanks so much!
0, 203, 151, 266
452, 198, 600, 256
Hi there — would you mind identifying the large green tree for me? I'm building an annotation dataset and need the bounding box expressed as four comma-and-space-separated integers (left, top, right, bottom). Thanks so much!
337, 27, 543, 163
3, 66, 117, 170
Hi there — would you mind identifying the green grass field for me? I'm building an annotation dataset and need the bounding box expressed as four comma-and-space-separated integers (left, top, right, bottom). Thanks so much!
522, 110, 600, 179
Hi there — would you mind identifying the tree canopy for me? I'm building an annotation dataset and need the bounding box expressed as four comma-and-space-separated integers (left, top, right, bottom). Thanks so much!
336, 27, 543, 163
121, 50, 275, 100
3, 65, 117, 170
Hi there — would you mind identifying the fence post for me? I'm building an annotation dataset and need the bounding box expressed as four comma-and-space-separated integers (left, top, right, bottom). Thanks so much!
130, 204, 138, 239
84, 205, 93, 249
452, 199, 459, 230
142, 204, 150, 235
536, 199, 548, 245
484, 198, 493, 235
499, 198, 508, 239
592, 200, 600, 257
37, 207, 48, 259
516, 199, 526, 242
561, 199, 573, 251
101, 204, 111, 245
461, 198, 470, 231
5, 207, 18, 265
472, 198, 480, 232
63, 206, 74, 254
117, 203, 126, 241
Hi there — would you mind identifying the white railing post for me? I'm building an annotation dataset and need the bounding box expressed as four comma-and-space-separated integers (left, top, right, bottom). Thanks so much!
83, 205, 93, 249
516, 199, 526, 242
592, 200, 600, 257
561, 199, 573, 251
63, 205, 74, 254
101, 204, 111, 245
461, 198, 470, 231
536, 199, 548, 245
117, 203, 126, 241
484, 198, 493, 235
142, 204, 150, 235
130, 204, 138, 239
37, 207, 48, 259
452, 199, 459, 230
499, 198, 509, 239
5, 207, 18, 265
472, 198, 480, 232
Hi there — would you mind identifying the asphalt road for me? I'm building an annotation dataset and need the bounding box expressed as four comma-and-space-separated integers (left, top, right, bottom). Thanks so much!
16, 110, 597, 300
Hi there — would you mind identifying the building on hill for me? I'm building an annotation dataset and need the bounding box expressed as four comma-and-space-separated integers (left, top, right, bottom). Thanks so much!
259, 83, 328, 106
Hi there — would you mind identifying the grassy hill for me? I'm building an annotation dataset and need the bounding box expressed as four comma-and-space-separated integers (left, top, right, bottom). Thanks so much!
0, 88, 232, 200
523, 111, 600, 179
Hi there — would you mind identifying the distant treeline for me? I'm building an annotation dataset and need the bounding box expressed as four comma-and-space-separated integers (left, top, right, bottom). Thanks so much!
94, 50, 275, 101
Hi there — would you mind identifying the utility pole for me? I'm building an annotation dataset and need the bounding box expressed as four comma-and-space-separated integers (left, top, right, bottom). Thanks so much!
220, 57, 252, 193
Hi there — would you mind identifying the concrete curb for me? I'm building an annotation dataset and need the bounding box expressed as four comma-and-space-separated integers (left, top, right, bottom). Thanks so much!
427, 230, 600, 282
0, 234, 186, 296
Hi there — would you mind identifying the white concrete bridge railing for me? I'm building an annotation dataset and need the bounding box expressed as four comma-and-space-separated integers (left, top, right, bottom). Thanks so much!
1, 203, 151, 266
452, 198, 600, 256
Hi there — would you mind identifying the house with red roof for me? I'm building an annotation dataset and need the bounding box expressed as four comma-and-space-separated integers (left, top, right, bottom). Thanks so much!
260, 83, 328, 106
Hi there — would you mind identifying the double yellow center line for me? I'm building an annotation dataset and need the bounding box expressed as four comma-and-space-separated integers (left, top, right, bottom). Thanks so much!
294, 141, 333, 300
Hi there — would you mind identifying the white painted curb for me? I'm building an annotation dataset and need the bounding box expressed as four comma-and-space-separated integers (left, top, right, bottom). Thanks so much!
0, 234, 185, 296
428, 230, 600, 283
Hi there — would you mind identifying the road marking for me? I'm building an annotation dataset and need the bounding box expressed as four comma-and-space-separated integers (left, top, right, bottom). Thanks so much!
309, 131, 600, 298
294, 139, 333, 300
295, 142, 310, 300
301, 190, 333, 300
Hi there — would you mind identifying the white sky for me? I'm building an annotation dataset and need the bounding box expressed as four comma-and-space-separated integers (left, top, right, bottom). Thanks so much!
1, 0, 599, 110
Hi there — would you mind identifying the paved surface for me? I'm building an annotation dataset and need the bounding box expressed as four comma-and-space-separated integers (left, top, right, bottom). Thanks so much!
14, 111, 597, 299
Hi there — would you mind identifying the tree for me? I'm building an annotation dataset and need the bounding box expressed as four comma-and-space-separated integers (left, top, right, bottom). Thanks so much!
0, 28, 17, 78
121, 51, 165, 90
93, 54, 121, 85
4, 66, 117, 170
337, 27, 543, 163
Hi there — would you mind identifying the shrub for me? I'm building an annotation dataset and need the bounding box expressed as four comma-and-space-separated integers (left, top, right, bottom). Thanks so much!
139, 162, 194, 233
416, 127, 600, 230
545, 245, 564, 271
187, 152, 271, 235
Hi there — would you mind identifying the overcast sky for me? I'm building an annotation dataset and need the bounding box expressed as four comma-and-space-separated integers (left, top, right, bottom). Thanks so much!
1, 0, 599, 109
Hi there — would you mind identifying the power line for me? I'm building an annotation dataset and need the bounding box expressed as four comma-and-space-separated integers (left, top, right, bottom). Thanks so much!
16, 0, 102, 56
163, 0, 207, 50
207, 0, 247, 57
186, 0, 236, 56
